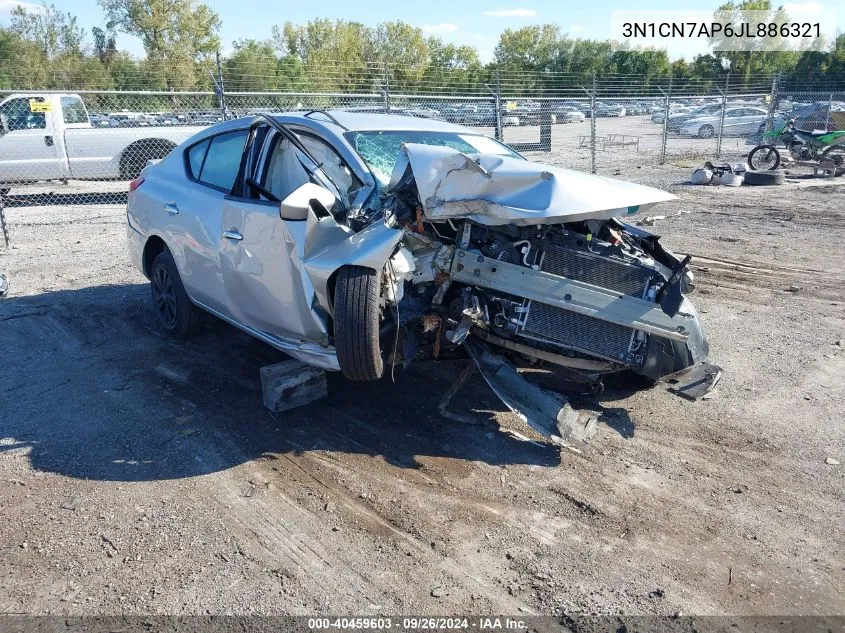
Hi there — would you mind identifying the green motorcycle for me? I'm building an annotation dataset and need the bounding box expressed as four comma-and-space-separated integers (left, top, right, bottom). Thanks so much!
748, 117, 845, 171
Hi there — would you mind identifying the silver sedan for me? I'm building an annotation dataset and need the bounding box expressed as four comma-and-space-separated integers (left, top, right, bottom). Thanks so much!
126, 110, 720, 442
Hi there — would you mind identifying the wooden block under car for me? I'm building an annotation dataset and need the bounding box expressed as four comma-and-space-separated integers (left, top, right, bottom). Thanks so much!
260, 359, 327, 413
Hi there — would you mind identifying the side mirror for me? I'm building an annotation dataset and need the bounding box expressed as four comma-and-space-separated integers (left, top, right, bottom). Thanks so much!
0, 114, 8, 136
279, 182, 336, 221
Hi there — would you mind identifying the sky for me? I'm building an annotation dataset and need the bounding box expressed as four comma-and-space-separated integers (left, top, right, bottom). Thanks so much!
0, 0, 842, 62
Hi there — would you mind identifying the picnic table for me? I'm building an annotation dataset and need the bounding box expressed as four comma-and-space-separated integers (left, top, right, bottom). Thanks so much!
579, 134, 641, 152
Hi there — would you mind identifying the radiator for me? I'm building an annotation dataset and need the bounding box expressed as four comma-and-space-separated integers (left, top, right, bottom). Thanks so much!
519, 244, 654, 364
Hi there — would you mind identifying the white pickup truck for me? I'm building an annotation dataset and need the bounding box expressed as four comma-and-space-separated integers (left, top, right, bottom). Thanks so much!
0, 93, 207, 192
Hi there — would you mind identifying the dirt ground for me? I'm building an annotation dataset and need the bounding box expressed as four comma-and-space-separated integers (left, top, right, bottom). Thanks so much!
0, 164, 843, 617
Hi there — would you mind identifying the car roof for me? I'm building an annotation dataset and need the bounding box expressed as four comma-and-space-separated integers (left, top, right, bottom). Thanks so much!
278, 109, 473, 133
185, 110, 487, 150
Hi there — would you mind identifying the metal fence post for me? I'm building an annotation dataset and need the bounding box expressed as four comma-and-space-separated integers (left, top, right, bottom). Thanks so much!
716, 72, 729, 158
383, 60, 391, 113
495, 71, 503, 142
658, 74, 672, 165
215, 51, 227, 121
764, 72, 779, 134
0, 197, 8, 247
826, 92, 833, 131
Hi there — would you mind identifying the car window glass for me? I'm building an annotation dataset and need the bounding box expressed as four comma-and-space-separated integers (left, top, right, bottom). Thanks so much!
0, 97, 46, 131
347, 130, 520, 187
61, 96, 88, 124
197, 130, 248, 191
187, 139, 210, 179
299, 134, 362, 204
262, 134, 311, 202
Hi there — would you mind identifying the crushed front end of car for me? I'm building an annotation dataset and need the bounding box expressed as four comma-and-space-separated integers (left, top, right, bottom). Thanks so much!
337, 143, 721, 443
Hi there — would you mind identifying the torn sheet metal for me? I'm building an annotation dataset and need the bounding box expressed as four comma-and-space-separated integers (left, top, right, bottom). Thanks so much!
390, 143, 677, 226
664, 362, 723, 400
464, 338, 598, 444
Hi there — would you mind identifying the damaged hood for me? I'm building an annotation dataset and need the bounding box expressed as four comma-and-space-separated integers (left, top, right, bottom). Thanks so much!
389, 143, 676, 226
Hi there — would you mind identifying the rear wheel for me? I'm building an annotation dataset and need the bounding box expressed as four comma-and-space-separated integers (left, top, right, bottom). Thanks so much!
120, 139, 176, 179
150, 250, 202, 337
821, 145, 845, 169
748, 144, 781, 170
698, 125, 715, 139
334, 265, 384, 382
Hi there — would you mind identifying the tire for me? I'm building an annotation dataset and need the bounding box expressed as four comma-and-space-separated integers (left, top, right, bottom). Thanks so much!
334, 265, 384, 382
748, 145, 781, 171
743, 169, 784, 186
698, 125, 715, 139
821, 145, 845, 168
150, 250, 202, 337
120, 139, 176, 179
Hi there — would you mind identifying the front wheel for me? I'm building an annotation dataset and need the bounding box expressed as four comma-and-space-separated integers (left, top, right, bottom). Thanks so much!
698, 125, 715, 139
748, 144, 781, 171
334, 265, 384, 382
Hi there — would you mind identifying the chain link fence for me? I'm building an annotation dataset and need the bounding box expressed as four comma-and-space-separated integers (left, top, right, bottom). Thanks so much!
0, 66, 843, 247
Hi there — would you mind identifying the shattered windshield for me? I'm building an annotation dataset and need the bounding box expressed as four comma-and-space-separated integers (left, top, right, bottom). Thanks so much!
345, 130, 520, 187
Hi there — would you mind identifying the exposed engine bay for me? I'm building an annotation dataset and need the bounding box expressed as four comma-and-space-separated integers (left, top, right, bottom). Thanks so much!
337, 143, 722, 443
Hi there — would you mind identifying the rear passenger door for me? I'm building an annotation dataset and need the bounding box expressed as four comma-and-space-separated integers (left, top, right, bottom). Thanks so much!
168, 127, 248, 315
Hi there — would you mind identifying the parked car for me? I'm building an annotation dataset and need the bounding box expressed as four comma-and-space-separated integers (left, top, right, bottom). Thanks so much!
398, 106, 441, 120
667, 103, 723, 133
580, 102, 602, 118
679, 106, 769, 138
551, 105, 585, 123
0, 93, 205, 189
89, 113, 119, 128
126, 110, 720, 442
511, 100, 543, 125
595, 103, 626, 117
652, 105, 697, 124
623, 102, 647, 116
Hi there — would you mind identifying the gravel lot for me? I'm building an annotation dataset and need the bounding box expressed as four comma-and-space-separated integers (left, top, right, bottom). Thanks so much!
0, 161, 843, 617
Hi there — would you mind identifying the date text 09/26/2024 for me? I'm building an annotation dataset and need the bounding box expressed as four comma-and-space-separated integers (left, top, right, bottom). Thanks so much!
308, 617, 529, 631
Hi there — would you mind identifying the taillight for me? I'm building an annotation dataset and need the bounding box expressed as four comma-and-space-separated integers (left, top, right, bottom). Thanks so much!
129, 177, 145, 192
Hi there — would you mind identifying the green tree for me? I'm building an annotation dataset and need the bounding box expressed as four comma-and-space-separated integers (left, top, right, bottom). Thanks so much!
710, 0, 798, 86
494, 24, 560, 71
9, 2, 85, 59
224, 39, 280, 91
273, 19, 378, 92
92, 26, 117, 66
98, 0, 221, 89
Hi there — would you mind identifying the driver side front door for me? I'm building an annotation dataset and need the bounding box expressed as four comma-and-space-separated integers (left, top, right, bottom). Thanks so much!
218, 127, 332, 344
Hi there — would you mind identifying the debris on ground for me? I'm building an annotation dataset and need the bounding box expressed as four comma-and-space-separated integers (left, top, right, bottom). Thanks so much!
260, 359, 327, 413
826, 457, 840, 466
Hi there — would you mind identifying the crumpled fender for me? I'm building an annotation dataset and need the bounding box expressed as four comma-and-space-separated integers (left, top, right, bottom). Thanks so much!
303, 219, 403, 316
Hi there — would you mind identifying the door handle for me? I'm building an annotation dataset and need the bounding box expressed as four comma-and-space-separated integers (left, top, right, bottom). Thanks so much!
44, 135, 54, 147
223, 229, 243, 241
164, 202, 179, 215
